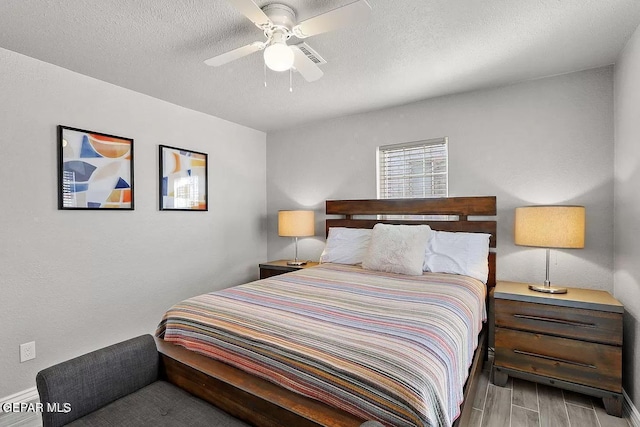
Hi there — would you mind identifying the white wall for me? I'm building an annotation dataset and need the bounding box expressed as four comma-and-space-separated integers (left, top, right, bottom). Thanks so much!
267, 67, 614, 291
0, 47, 267, 398
614, 22, 640, 408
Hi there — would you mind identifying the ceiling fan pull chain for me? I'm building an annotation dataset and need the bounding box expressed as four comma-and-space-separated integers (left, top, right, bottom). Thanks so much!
289, 68, 293, 92
264, 62, 267, 87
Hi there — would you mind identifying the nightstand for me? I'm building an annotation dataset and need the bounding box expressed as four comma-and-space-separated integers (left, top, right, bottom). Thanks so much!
493, 281, 623, 417
259, 260, 319, 279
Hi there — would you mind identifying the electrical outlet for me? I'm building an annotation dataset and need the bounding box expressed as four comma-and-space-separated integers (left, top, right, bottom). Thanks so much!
20, 341, 36, 362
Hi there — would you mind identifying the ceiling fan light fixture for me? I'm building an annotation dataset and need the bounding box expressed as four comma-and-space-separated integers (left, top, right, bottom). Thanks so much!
205, 0, 372, 82
264, 41, 294, 72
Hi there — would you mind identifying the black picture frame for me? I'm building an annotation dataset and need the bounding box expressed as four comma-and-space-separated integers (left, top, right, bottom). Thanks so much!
57, 125, 134, 210
159, 145, 208, 211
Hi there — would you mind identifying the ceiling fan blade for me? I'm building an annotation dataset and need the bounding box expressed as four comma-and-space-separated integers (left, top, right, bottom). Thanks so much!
292, 0, 372, 39
204, 42, 264, 67
291, 45, 324, 82
227, 0, 271, 28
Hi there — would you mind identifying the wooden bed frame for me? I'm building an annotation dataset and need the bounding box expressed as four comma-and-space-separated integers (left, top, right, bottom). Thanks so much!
157, 196, 497, 427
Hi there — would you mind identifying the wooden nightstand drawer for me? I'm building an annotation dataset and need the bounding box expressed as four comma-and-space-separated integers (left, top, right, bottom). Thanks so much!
495, 299, 622, 346
495, 328, 622, 393
259, 260, 319, 280
260, 268, 288, 279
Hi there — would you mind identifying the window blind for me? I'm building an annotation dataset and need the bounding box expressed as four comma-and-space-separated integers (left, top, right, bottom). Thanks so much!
377, 138, 448, 199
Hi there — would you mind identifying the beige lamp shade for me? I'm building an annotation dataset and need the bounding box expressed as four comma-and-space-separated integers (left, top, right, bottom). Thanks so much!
278, 210, 315, 237
514, 205, 585, 249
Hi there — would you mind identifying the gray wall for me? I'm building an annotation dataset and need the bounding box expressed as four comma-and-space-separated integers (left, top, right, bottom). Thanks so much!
267, 67, 614, 291
0, 47, 267, 398
614, 22, 640, 407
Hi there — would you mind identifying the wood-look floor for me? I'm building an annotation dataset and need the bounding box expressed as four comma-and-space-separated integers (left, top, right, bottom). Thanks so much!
0, 368, 632, 427
472, 363, 631, 427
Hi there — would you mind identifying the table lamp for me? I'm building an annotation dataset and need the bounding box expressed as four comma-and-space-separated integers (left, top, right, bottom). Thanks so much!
514, 205, 585, 294
278, 210, 315, 266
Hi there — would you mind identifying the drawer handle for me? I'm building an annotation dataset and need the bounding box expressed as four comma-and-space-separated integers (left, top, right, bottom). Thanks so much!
513, 314, 597, 328
513, 349, 597, 369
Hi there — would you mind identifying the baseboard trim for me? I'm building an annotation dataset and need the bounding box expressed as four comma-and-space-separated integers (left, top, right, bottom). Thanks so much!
0, 387, 38, 413
625, 389, 640, 427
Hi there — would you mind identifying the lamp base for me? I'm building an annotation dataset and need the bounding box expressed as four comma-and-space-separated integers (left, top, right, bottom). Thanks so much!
528, 284, 567, 294
287, 260, 307, 266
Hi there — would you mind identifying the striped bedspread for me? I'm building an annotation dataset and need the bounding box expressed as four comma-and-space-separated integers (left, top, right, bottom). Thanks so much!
156, 263, 486, 427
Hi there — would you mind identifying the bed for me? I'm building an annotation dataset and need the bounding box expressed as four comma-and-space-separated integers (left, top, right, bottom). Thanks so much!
155, 197, 497, 427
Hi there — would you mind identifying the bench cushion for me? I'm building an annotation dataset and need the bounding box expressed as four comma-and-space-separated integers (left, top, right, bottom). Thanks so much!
37, 335, 160, 427
67, 381, 250, 427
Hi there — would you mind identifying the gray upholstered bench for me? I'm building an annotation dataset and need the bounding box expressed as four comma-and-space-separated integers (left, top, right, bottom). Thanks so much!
36, 335, 384, 427
36, 335, 252, 427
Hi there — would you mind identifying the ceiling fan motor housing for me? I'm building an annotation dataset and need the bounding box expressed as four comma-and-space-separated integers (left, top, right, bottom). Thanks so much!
262, 3, 296, 36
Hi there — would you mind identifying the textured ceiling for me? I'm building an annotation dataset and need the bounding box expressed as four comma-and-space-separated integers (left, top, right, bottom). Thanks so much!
1, 0, 639, 132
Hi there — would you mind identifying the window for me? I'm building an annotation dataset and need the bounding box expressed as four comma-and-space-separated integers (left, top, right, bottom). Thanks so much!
377, 137, 448, 199
173, 176, 200, 209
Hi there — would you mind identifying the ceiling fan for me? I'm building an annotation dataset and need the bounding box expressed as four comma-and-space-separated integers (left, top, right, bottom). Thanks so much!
204, 0, 372, 83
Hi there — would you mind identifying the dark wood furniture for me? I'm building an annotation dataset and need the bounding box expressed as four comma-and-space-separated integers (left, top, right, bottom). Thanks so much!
157, 196, 497, 427
157, 337, 364, 427
259, 260, 320, 279
325, 197, 497, 287
493, 281, 623, 417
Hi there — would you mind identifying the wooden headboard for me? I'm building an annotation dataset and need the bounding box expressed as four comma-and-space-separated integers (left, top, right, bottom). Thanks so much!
325, 196, 497, 288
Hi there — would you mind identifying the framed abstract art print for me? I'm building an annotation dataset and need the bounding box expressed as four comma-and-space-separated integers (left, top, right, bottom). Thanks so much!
159, 145, 208, 211
58, 126, 134, 210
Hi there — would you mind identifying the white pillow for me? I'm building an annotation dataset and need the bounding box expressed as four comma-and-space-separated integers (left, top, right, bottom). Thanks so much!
362, 224, 432, 276
320, 227, 372, 265
423, 231, 491, 283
